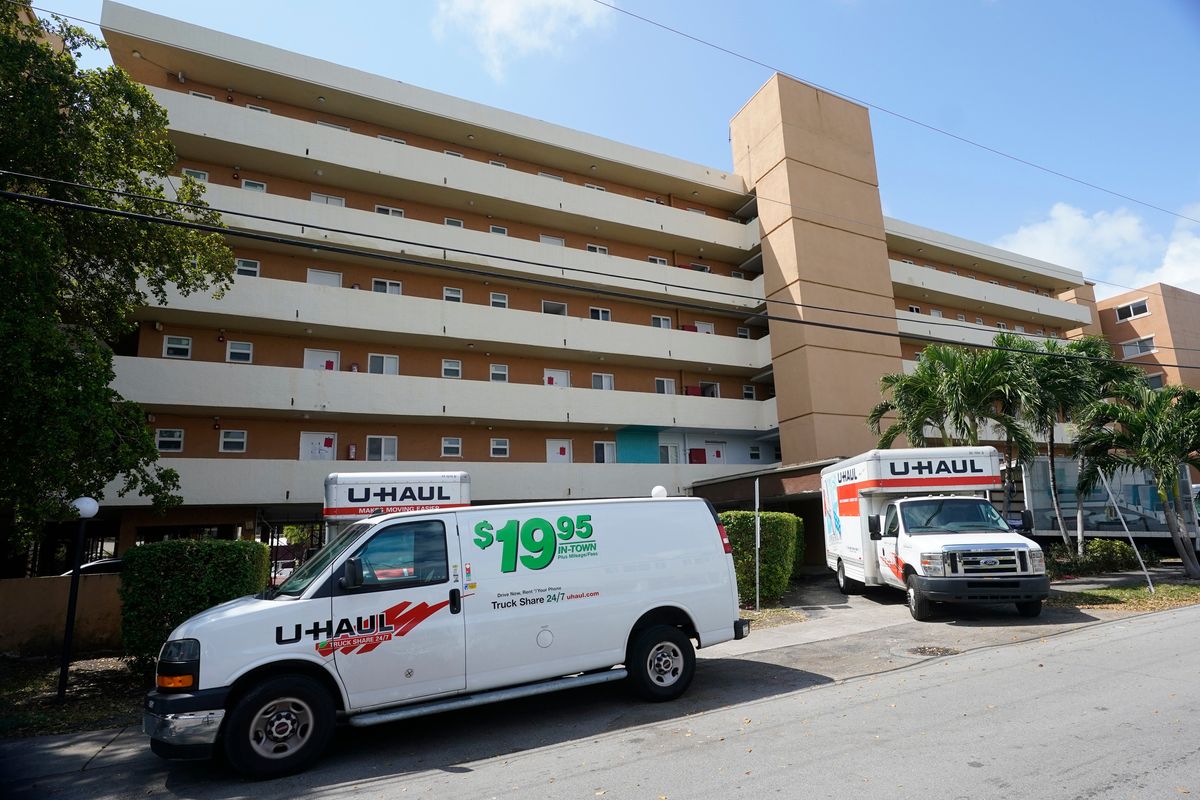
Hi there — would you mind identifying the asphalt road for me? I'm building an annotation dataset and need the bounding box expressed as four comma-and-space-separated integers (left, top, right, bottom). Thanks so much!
9, 601, 1197, 799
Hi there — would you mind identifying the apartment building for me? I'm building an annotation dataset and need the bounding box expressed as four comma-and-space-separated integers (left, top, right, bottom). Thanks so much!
95, 2, 1097, 551
1096, 283, 1200, 390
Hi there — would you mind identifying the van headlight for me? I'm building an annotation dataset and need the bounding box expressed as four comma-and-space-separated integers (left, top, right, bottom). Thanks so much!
1029, 550, 1046, 574
919, 552, 945, 577
156, 638, 200, 692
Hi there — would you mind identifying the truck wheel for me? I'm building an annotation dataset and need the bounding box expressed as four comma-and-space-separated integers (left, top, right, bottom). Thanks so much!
1016, 599, 1043, 618
627, 624, 695, 702
836, 561, 862, 595
223, 675, 335, 779
906, 575, 933, 621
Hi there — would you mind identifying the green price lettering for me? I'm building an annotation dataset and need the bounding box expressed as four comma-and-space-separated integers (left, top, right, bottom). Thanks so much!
473, 515, 597, 573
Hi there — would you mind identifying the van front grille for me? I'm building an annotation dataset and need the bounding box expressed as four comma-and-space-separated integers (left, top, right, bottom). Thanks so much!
946, 549, 1023, 576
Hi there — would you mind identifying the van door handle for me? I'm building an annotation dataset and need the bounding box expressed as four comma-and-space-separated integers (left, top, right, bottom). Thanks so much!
449, 588, 461, 614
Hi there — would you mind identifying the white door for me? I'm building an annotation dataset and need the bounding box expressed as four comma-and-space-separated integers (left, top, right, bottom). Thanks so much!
304, 349, 340, 371
704, 441, 726, 464
300, 432, 336, 461
306, 268, 342, 287
546, 439, 572, 463
331, 516, 466, 709
543, 369, 570, 387
695, 321, 715, 335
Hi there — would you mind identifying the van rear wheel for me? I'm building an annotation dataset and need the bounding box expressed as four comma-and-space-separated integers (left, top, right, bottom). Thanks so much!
627, 625, 695, 702
223, 675, 335, 779
836, 561, 862, 595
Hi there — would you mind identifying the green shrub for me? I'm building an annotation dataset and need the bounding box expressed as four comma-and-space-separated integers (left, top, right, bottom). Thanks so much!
719, 511, 798, 606
1046, 539, 1160, 578
121, 539, 269, 669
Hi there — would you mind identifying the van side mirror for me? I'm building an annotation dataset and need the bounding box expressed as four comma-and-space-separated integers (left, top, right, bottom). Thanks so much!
868, 516, 881, 540
1020, 509, 1034, 532
340, 557, 364, 589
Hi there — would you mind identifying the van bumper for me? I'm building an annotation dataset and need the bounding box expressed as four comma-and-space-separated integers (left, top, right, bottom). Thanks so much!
734, 618, 751, 640
142, 687, 229, 759
912, 575, 1050, 602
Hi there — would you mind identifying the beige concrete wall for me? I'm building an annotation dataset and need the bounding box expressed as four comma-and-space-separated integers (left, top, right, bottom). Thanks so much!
0, 575, 123, 656
1097, 282, 1200, 389
1059, 282, 1103, 338
731, 74, 902, 463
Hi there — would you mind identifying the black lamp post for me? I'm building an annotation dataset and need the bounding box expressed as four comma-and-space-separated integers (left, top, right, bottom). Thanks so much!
57, 496, 99, 703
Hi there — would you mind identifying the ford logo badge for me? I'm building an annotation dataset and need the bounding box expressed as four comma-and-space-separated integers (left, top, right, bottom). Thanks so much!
981, 558, 1000, 566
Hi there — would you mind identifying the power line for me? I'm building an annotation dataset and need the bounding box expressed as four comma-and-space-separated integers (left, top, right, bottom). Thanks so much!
4, 186, 1198, 374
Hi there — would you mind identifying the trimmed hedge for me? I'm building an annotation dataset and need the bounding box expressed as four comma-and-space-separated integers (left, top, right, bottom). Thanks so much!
719, 511, 800, 606
1046, 539, 1161, 579
120, 539, 270, 669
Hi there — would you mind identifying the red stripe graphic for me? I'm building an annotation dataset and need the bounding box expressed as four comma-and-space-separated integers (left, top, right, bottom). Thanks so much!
835, 474, 1000, 516
315, 598, 450, 657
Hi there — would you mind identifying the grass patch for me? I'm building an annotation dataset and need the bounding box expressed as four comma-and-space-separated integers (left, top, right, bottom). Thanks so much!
1048, 583, 1200, 613
0, 656, 147, 739
740, 606, 806, 630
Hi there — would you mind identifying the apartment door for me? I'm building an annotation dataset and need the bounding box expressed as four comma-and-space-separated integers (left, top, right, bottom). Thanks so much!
300, 432, 337, 461
304, 349, 340, 371
546, 439, 573, 463
543, 369, 570, 387
704, 441, 727, 464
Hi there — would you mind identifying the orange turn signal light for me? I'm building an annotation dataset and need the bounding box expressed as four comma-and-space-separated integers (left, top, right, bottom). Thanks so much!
157, 674, 194, 689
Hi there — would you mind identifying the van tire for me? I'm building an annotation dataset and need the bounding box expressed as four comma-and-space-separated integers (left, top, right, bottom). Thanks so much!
627, 625, 695, 702
906, 575, 933, 621
1016, 599, 1043, 618
836, 561, 861, 595
222, 674, 335, 779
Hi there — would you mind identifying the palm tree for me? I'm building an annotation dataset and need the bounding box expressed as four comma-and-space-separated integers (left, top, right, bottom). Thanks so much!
868, 347, 953, 448
1075, 383, 1200, 578
992, 333, 1039, 516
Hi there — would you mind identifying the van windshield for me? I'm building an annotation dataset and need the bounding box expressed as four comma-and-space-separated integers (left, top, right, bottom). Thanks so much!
900, 499, 1011, 534
273, 522, 370, 597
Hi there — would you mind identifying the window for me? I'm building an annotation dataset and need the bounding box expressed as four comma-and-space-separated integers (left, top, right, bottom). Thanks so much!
368, 354, 399, 375
226, 341, 253, 363
489, 225, 508, 235
731, 271, 745, 280
538, 172, 564, 181
441, 437, 462, 457
542, 300, 567, 316
242, 179, 266, 192
1122, 336, 1155, 358
699, 381, 720, 398
590, 307, 611, 321
443, 287, 463, 302
690, 263, 711, 273
1049, 330, 1059, 339
900, 258, 914, 265
442, 359, 462, 379
1035, 329, 1045, 336
182, 168, 208, 182
594, 441, 616, 463
189, 90, 214, 100
975, 317, 984, 325
375, 204, 404, 217
929, 309, 943, 318
311, 192, 345, 207
651, 315, 672, 329
989, 280, 1000, 286
163, 336, 192, 359
586, 244, 608, 255
490, 292, 508, 308
490, 438, 510, 458
234, 258, 260, 277
694, 321, 715, 334
742, 384, 756, 400
316, 120, 349, 131
539, 234, 565, 246
956, 314, 966, 322
156, 429, 184, 452
592, 373, 614, 390
749, 445, 761, 461
490, 364, 508, 382
444, 218, 464, 228
1014, 325, 1026, 334
378, 134, 406, 144
372, 278, 402, 295
489, 160, 507, 168
687, 208, 707, 216
1146, 374, 1165, 390
220, 430, 248, 453
648, 256, 669, 266
307, 268, 342, 287
659, 444, 680, 464
352, 520, 448, 588
736, 327, 751, 339
366, 435, 398, 462
245, 104, 270, 113
443, 150, 463, 158
1116, 299, 1150, 321
908, 305, 921, 314
948, 270, 959, 276
583, 183, 606, 191
996, 322, 1008, 331
655, 377, 676, 394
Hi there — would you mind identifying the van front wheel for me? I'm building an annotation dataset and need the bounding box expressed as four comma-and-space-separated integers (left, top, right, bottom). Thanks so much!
627, 625, 695, 702
223, 675, 335, 779
906, 575, 933, 621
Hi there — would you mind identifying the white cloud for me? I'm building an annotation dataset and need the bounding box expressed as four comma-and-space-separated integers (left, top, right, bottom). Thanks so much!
993, 202, 1200, 299
432, 0, 610, 81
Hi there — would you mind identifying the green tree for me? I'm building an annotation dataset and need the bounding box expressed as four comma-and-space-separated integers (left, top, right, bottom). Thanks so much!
1075, 384, 1200, 578
0, 9, 233, 561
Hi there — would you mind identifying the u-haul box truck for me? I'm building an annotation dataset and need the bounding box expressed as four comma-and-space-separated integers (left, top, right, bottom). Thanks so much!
821, 447, 1048, 622
323, 471, 470, 537
142, 493, 749, 778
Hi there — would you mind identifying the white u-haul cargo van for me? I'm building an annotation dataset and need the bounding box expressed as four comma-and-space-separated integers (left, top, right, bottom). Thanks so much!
821, 447, 1049, 621
143, 494, 748, 777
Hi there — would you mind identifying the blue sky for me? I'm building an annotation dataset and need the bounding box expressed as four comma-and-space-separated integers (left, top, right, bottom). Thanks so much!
43, 0, 1200, 298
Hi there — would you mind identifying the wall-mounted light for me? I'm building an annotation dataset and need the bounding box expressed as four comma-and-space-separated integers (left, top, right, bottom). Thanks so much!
146, 413, 156, 423
317, 96, 326, 103
153, 321, 163, 332
217, 328, 226, 343
131, 50, 142, 59
212, 417, 221, 430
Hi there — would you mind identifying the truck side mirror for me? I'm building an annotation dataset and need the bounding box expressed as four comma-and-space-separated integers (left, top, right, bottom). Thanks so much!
1020, 509, 1034, 532
340, 557, 364, 590
868, 516, 881, 540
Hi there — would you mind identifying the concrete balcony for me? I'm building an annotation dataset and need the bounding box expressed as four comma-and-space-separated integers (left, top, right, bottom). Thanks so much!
895, 310, 1066, 349
140, 278, 773, 373
112, 357, 779, 432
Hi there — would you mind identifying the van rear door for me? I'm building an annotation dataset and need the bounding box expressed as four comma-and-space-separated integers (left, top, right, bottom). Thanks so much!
330, 515, 466, 709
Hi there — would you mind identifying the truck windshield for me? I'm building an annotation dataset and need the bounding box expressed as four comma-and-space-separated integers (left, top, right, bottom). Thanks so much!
900, 499, 1011, 534
273, 522, 371, 597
